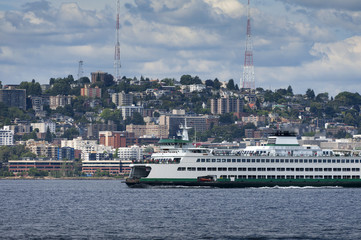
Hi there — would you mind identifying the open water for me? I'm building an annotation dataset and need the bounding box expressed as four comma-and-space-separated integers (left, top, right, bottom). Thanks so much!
1, 180, 361, 239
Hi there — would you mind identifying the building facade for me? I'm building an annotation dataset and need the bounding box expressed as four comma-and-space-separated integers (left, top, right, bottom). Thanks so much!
31, 121, 56, 133
117, 145, 143, 161
118, 105, 144, 120
91, 71, 107, 83
126, 124, 169, 138
8, 159, 74, 174
210, 97, 243, 115
81, 85, 101, 98
112, 92, 133, 106
159, 114, 219, 137
0, 89, 26, 110
49, 95, 72, 110
0, 128, 14, 146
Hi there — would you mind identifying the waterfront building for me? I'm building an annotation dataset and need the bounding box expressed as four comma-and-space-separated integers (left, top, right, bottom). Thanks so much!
8, 159, 73, 174
82, 159, 122, 175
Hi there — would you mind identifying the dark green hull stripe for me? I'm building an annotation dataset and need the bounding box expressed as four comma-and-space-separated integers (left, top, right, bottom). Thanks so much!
126, 178, 361, 188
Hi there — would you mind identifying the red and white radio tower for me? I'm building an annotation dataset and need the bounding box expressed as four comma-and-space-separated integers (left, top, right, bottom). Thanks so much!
241, 0, 255, 90
114, 0, 121, 82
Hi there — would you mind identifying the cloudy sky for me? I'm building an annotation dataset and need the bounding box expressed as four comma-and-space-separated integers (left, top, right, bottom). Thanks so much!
0, 0, 361, 96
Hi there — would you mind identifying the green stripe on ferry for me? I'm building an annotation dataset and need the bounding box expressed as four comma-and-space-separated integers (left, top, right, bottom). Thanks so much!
140, 178, 198, 182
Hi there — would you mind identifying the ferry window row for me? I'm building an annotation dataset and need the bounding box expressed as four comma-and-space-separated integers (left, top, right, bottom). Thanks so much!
196, 158, 361, 163
177, 167, 360, 172
219, 175, 361, 180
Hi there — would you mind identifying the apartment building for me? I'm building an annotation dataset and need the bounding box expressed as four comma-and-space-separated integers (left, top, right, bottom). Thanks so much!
210, 97, 243, 115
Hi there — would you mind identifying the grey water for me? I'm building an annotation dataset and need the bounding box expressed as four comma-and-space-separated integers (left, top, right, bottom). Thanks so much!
1, 180, 361, 239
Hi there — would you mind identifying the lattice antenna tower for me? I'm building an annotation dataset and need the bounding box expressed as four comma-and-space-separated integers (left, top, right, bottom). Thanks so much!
77, 60, 84, 80
241, 0, 255, 90
114, 0, 121, 82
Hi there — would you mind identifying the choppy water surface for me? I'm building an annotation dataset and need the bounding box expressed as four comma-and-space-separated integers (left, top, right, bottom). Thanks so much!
1, 180, 361, 239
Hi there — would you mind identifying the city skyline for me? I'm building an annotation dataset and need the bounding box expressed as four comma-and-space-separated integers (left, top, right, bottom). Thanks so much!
0, 0, 360, 96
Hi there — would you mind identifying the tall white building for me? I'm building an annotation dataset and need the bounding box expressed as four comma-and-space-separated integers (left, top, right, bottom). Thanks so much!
117, 145, 143, 161
0, 128, 14, 146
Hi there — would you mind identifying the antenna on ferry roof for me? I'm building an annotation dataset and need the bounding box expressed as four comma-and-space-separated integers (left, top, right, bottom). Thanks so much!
178, 117, 191, 141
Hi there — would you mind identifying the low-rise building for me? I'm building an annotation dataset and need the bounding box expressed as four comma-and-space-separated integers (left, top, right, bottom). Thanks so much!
82, 159, 122, 175
8, 159, 73, 174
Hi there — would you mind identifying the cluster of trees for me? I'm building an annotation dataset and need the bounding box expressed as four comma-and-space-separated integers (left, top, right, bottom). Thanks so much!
0, 145, 36, 162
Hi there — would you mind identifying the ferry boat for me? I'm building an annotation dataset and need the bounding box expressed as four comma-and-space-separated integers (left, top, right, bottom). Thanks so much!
126, 124, 361, 188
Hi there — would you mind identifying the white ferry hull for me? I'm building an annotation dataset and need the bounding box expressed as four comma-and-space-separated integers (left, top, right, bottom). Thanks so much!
126, 132, 361, 188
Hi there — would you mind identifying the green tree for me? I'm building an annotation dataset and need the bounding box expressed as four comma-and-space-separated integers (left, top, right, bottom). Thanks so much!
226, 79, 235, 90
286, 85, 293, 96
213, 78, 221, 90
180, 75, 193, 85
316, 92, 329, 102
45, 127, 53, 143
61, 127, 79, 140
127, 112, 145, 125
219, 113, 235, 125
28, 168, 48, 177
306, 89, 315, 100
334, 92, 361, 106
18, 80, 42, 96
205, 80, 214, 88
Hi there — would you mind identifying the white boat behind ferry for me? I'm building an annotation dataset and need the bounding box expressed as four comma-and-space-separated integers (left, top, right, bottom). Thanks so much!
126, 125, 361, 188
